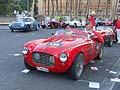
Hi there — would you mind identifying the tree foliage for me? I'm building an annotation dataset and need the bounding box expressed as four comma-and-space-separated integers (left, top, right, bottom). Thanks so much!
0, 0, 33, 16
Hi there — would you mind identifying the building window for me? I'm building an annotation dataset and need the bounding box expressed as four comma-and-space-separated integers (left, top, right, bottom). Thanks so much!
117, 9, 120, 13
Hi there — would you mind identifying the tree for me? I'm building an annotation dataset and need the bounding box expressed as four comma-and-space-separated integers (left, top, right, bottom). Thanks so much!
60, 0, 62, 15
34, 0, 38, 16
0, 0, 33, 16
51, 0, 55, 16
65, 0, 69, 15
96, 0, 101, 17
56, 0, 59, 15
74, 0, 80, 18
48, 0, 50, 16
43, 0, 47, 15
106, 0, 111, 18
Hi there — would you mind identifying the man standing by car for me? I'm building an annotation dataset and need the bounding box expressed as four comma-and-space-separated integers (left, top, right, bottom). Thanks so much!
85, 21, 104, 43
88, 11, 96, 30
114, 16, 120, 43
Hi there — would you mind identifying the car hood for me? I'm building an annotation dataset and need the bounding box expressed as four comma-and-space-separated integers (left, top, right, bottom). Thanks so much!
31, 35, 87, 54
11, 21, 24, 25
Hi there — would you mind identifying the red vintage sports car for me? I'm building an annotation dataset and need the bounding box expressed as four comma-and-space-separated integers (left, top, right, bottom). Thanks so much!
22, 28, 104, 80
96, 26, 115, 47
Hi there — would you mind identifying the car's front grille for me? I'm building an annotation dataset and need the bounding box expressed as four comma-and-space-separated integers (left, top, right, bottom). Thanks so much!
12, 24, 22, 28
32, 52, 55, 66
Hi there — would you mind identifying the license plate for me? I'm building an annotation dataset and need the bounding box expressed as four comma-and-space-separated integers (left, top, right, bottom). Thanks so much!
36, 67, 49, 72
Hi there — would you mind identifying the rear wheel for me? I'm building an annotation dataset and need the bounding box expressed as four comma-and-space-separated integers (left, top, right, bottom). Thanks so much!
51, 23, 55, 29
25, 25, 30, 31
96, 47, 104, 60
11, 29, 14, 32
73, 23, 77, 28
108, 38, 113, 47
36, 25, 40, 31
24, 60, 35, 70
69, 53, 84, 80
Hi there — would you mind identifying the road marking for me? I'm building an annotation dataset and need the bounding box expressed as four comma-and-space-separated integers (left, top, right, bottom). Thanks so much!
109, 71, 117, 75
97, 57, 120, 90
91, 67, 98, 71
15, 35, 20, 37
89, 82, 100, 89
111, 78, 120, 82
8, 53, 21, 57
21, 69, 30, 74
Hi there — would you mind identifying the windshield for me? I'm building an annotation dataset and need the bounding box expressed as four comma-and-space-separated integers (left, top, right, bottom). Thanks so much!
54, 29, 87, 37
54, 29, 72, 36
21, 18, 33, 22
96, 26, 112, 31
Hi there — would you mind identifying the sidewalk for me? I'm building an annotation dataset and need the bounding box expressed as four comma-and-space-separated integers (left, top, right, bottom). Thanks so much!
0, 22, 10, 25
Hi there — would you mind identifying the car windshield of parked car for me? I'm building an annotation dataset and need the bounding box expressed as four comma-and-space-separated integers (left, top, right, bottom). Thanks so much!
21, 18, 33, 22
96, 26, 112, 31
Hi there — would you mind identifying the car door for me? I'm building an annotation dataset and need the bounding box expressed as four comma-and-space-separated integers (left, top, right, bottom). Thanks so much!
86, 39, 95, 62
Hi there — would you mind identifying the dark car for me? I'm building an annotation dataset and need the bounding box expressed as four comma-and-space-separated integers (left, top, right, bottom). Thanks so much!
9, 17, 40, 32
96, 26, 115, 47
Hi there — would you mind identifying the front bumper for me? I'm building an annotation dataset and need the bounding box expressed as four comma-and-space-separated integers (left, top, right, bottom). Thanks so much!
23, 52, 73, 73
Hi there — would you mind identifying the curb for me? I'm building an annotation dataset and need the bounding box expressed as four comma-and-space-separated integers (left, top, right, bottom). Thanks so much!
0, 23, 10, 25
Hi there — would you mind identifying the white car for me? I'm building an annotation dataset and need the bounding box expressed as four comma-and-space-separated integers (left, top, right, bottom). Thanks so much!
65, 20, 86, 27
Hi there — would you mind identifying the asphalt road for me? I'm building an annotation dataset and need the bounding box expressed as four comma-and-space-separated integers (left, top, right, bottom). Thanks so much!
0, 25, 120, 90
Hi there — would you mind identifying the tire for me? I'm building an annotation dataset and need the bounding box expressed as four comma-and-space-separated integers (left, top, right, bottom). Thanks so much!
69, 53, 84, 80
24, 60, 35, 70
41, 25, 46, 29
108, 38, 113, 47
11, 29, 14, 32
36, 25, 40, 31
51, 23, 55, 29
96, 47, 104, 60
73, 23, 77, 28
25, 25, 30, 31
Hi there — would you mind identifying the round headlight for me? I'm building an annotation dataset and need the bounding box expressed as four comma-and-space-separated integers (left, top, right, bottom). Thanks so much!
22, 47, 28, 55
60, 53, 68, 62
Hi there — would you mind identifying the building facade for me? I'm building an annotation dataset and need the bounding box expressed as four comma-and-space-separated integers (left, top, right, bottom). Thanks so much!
37, 0, 116, 19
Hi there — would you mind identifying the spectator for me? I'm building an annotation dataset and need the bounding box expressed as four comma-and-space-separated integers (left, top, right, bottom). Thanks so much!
85, 21, 104, 43
88, 11, 96, 30
114, 16, 120, 43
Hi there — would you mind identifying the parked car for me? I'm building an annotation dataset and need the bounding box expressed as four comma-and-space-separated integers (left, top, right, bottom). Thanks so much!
41, 21, 64, 29
104, 18, 113, 26
9, 17, 40, 32
96, 26, 115, 47
96, 18, 105, 26
22, 28, 104, 80
64, 20, 86, 28
47, 21, 62, 29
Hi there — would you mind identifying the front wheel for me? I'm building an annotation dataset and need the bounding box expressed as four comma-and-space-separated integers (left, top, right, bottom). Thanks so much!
36, 25, 40, 31
108, 38, 113, 47
96, 47, 104, 60
73, 23, 77, 28
69, 53, 84, 80
11, 29, 14, 32
24, 60, 35, 70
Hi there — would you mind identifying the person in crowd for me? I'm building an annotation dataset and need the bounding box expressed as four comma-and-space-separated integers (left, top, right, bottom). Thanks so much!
88, 11, 96, 30
85, 21, 104, 43
114, 16, 120, 43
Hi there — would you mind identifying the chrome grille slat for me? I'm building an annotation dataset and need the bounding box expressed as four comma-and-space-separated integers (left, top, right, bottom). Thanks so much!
32, 52, 55, 66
